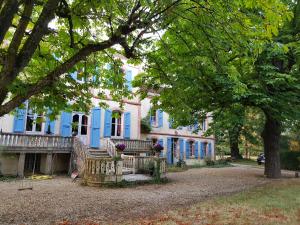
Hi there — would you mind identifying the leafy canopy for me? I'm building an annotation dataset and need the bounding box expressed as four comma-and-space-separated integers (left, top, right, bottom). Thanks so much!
134, 0, 296, 127
0, 0, 180, 117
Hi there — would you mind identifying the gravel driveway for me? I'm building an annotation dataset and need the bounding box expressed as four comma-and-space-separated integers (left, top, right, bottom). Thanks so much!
0, 166, 293, 225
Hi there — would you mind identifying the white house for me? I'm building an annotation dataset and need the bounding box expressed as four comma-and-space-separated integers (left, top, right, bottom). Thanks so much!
0, 59, 215, 176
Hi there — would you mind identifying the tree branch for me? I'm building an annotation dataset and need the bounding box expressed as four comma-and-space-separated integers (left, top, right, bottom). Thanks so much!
0, 0, 20, 45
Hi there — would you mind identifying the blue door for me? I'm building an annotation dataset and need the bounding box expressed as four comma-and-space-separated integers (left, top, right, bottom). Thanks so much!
60, 112, 72, 137
90, 107, 101, 148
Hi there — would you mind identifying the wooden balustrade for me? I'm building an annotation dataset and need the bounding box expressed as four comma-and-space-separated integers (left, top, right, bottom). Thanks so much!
111, 139, 152, 154
84, 157, 123, 186
0, 132, 72, 153
122, 155, 167, 175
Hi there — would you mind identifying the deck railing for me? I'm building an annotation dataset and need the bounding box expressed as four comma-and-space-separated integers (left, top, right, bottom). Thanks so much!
122, 155, 167, 175
0, 132, 73, 152
84, 157, 123, 186
111, 139, 152, 154
100, 138, 118, 157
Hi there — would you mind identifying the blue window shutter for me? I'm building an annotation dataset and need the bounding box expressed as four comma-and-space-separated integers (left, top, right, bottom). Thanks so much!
13, 108, 26, 133
158, 110, 163, 128
90, 107, 101, 148
124, 112, 131, 139
179, 138, 184, 160
208, 143, 212, 157
103, 109, 112, 137
167, 137, 172, 164
200, 142, 204, 159
194, 141, 199, 159
125, 70, 132, 91
60, 112, 72, 137
185, 141, 190, 159
45, 118, 55, 135
158, 139, 164, 157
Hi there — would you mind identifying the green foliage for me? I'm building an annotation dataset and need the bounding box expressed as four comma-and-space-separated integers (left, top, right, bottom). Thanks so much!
280, 151, 300, 171
176, 159, 187, 168
204, 157, 215, 166
0, 0, 181, 116
141, 116, 151, 133
134, 0, 293, 126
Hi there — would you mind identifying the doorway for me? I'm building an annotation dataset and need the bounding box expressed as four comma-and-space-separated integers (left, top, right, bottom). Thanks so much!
171, 138, 178, 164
72, 113, 88, 145
24, 153, 41, 174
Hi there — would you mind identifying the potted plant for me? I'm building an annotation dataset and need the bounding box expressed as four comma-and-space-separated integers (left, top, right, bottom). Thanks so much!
153, 143, 164, 157
115, 143, 126, 154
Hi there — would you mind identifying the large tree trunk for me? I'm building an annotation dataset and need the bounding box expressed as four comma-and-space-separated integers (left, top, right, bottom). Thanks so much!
229, 126, 243, 159
261, 113, 281, 178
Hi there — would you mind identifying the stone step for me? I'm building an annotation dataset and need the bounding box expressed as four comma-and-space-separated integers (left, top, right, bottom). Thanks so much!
122, 168, 133, 175
88, 149, 110, 158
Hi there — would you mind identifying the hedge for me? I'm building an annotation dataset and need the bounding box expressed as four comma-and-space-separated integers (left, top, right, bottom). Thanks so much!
280, 151, 300, 171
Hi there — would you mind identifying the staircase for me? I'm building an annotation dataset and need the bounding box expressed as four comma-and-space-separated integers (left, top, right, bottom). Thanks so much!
88, 148, 111, 158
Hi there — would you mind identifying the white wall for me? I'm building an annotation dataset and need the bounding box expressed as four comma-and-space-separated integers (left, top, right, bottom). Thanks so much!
0, 114, 14, 133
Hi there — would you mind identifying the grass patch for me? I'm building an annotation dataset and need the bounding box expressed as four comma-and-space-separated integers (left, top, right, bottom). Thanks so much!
233, 158, 263, 167
130, 179, 300, 225
0, 175, 17, 182
167, 166, 188, 172
168, 160, 233, 172
188, 162, 233, 169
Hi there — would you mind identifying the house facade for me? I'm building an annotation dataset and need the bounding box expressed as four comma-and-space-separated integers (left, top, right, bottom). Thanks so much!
0, 60, 215, 176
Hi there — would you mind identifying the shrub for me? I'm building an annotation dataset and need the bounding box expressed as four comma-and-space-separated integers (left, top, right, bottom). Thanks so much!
205, 157, 215, 166
280, 151, 300, 171
141, 117, 151, 133
176, 159, 186, 168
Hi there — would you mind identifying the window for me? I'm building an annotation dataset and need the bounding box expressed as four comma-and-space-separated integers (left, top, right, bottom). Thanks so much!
26, 105, 43, 133
81, 115, 88, 135
150, 109, 157, 126
72, 113, 88, 136
189, 141, 194, 157
111, 111, 122, 137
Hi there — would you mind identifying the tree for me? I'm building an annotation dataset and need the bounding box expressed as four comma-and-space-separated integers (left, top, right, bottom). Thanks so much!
0, 0, 181, 117
134, 0, 297, 178
207, 105, 245, 159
